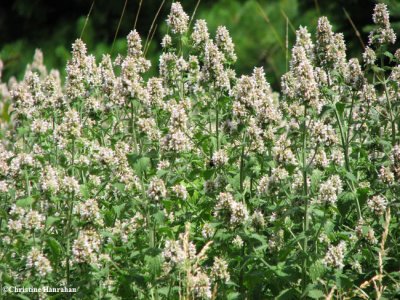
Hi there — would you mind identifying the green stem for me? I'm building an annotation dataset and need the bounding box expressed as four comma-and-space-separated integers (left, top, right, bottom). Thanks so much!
302, 105, 309, 249
302, 105, 309, 289
346, 94, 355, 148
25, 168, 30, 197
216, 97, 219, 150
314, 202, 328, 253
130, 100, 138, 153
334, 108, 350, 172
239, 134, 246, 193
379, 53, 396, 146
335, 105, 362, 221
383, 81, 396, 146
66, 138, 76, 286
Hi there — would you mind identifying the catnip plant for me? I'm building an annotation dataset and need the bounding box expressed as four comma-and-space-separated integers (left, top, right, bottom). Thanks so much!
0, 2, 399, 299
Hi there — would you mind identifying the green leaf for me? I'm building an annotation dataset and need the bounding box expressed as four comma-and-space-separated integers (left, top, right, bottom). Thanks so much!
276, 288, 299, 300
344, 172, 357, 183
45, 216, 60, 228
311, 170, 322, 193
113, 183, 125, 193
16, 295, 31, 300
80, 184, 90, 199
134, 157, 151, 174
250, 233, 267, 245
335, 102, 345, 119
104, 210, 116, 227
47, 237, 63, 258
371, 65, 384, 73
227, 292, 240, 300
145, 255, 161, 278
384, 51, 394, 61
309, 260, 325, 282
113, 203, 125, 217
16, 197, 34, 207
154, 210, 165, 223
0, 208, 7, 219
308, 289, 324, 299
17, 126, 29, 136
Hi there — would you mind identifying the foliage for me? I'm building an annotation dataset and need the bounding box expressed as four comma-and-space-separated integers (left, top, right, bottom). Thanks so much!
0, 2, 400, 299
3, 0, 400, 87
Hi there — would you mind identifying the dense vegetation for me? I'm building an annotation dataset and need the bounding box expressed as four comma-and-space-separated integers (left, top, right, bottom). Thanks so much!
1, 1, 400, 299
2, 0, 400, 86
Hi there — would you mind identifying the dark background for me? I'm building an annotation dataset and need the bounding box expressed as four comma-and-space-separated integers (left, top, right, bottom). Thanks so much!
1, 0, 399, 88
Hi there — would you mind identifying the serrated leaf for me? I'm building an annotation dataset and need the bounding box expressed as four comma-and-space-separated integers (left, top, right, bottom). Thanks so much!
384, 51, 394, 60
371, 65, 384, 73
250, 233, 267, 245
344, 172, 357, 183
311, 170, 322, 193
335, 102, 345, 118
308, 289, 324, 299
134, 157, 151, 174
16, 295, 31, 300
309, 260, 325, 282
113, 203, 125, 217
227, 292, 240, 300
276, 288, 299, 300
113, 183, 125, 193
45, 216, 60, 228
80, 184, 90, 199
145, 255, 161, 277
16, 197, 34, 207
47, 237, 63, 258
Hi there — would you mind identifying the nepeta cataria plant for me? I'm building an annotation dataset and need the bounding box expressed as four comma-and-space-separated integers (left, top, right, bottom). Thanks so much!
0, 2, 399, 299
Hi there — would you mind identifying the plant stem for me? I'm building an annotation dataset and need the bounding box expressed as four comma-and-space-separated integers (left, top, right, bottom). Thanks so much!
302, 105, 309, 288
334, 108, 350, 172
239, 134, 246, 193
66, 138, 76, 286
334, 106, 362, 219
215, 97, 219, 150
25, 168, 30, 197
383, 81, 396, 146
130, 99, 138, 153
379, 54, 396, 146
302, 105, 309, 248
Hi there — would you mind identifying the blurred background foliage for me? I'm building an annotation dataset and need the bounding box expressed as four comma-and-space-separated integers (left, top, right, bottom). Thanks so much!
1, 0, 400, 88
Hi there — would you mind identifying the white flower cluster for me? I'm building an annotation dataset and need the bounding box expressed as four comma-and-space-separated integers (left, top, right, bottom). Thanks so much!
214, 192, 249, 226
367, 195, 387, 216
318, 175, 343, 204
162, 224, 215, 299
211, 149, 229, 167
192, 20, 210, 46
188, 271, 212, 299
0, 1, 398, 296
232, 235, 244, 248
369, 3, 396, 45
201, 223, 215, 239
61, 176, 80, 194
8, 206, 45, 232
72, 229, 101, 264
379, 166, 394, 185
310, 120, 338, 146
323, 241, 346, 269
172, 183, 188, 200
111, 212, 145, 243
26, 248, 52, 277
73, 198, 103, 225
211, 257, 230, 283
147, 177, 167, 201
40, 165, 60, 192
166, 2, 189, 34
